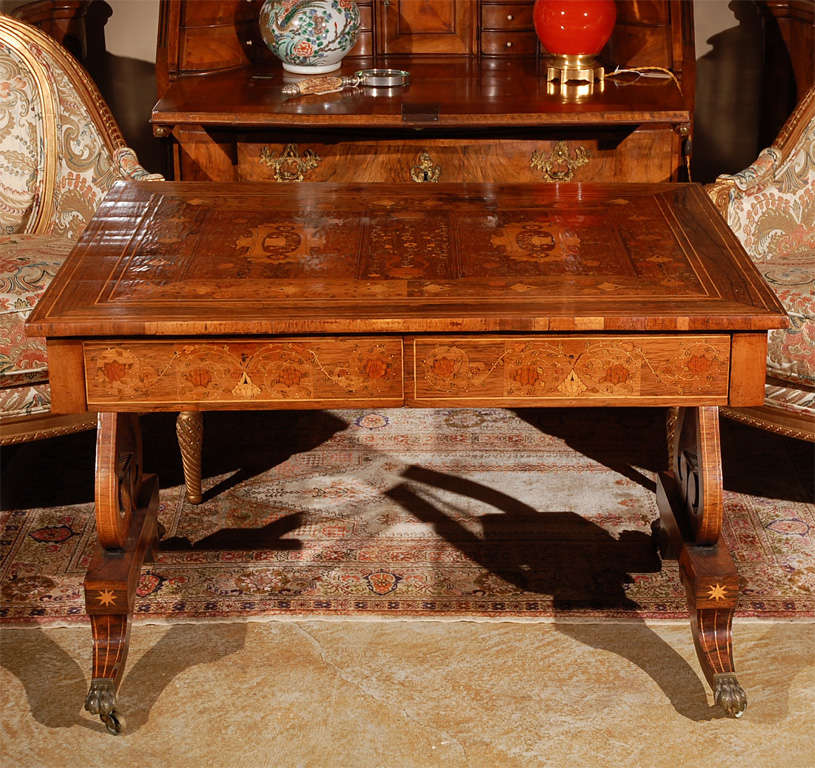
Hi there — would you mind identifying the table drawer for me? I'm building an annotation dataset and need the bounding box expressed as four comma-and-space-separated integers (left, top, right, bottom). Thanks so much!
481, 4, 535, 30
84, 338, 404, 410
236, 128, 679, 184
480, 30, 538, 55
408, 336, 731, 406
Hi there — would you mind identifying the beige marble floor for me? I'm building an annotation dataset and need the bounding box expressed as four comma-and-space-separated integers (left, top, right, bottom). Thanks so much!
1, 619, 813, 768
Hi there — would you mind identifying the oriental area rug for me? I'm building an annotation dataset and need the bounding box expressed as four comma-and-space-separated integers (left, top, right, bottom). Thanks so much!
1, 408, 813, 625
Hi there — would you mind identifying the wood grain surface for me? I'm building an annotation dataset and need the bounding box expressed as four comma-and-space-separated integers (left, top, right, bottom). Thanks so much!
84, 338, 405, 409
27, 182, 788, 338
234, 129, 678, 184
409, 335, 731, 406
152, 58, 690, 129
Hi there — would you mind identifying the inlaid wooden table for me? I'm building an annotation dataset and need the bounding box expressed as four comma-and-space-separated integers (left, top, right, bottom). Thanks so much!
28, 181, 787, 732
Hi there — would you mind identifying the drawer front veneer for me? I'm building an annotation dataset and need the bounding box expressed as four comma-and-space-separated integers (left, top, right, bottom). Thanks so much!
84, 338, 405, 409
481, 4, 535, 30
409, 336, 732, 406
236, 128, 679, 184
480, 30, 538, 56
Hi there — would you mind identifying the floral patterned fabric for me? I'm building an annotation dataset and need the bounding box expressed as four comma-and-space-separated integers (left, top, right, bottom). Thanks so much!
1, 30, 162, 239
765, 379, 815, 418
0, 41, 42, 234
0, 234, 73, 390
716, 114, 815, 388
1, 19, 162, 427
0, 380, 50, 418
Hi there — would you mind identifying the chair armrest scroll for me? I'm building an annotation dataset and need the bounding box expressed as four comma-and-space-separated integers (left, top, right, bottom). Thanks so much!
113, 147, 164, 182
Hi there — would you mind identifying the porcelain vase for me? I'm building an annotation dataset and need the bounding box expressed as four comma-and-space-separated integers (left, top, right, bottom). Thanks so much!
259, 0, 361, 75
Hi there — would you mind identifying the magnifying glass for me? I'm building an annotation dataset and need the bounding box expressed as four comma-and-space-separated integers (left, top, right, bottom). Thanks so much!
281, 68, 410, 96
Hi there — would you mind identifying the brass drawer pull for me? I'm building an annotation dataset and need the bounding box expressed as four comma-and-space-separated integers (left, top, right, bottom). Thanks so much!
259, 143, 321, 182
530, 141, 591, 182
410, 150, 441, 183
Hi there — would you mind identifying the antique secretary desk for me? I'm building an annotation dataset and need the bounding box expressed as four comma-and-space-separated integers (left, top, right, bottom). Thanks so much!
151, 0, 695, 184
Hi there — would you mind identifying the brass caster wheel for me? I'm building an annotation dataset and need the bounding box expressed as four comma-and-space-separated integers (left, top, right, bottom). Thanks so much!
101, 710, 122, 735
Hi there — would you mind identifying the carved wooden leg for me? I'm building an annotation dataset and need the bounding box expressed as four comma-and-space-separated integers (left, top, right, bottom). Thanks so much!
84, 413, 159, 734
656, 406, 747, 718
666, 406, 680, 472
85, 615, 131, 734
176, 411, 203, 504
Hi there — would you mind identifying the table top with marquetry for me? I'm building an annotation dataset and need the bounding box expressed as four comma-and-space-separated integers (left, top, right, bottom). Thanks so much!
28, 181, 787, 339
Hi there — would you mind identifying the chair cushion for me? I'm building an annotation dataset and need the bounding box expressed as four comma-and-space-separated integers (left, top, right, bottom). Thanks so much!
0, 233, 74, 390
0, 380, 50, 419
723, 115, 815, 387
766, 379, 815, 419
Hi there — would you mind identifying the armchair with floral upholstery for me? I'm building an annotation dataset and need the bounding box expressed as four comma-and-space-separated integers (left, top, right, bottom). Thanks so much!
0, 14, 203, 501
707, 85, 815, 442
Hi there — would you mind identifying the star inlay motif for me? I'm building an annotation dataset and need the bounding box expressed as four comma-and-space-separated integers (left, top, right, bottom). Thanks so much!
706, 584, 727, 601
96, 589, 117, 607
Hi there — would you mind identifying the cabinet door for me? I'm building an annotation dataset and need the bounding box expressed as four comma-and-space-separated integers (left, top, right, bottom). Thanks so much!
377, 0, 476, 54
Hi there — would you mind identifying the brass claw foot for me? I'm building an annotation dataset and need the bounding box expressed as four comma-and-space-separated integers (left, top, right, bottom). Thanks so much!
714, 673, 747, 718
85, 679, 122, 733
85, 678, 116, 716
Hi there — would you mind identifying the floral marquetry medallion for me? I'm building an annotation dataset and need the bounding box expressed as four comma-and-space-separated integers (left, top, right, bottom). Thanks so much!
84, 338, 403, 408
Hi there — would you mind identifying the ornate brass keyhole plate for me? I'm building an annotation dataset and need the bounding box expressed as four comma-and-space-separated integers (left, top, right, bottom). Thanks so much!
410, 150, 441, 183
530, 141, 591, 182
260, 143, 321, 182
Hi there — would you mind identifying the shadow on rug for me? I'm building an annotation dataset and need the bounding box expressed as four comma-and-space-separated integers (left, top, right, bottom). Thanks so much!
1, 408, 813, 624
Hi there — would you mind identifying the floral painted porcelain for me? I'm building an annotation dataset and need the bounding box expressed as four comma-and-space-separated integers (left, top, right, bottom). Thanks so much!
259, 0, 360, 75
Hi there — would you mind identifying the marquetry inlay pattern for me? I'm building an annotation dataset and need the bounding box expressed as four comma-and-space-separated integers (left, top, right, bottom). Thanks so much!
84, 338, 404, 407
413, 336, 731, 403
29, 183, 787, 339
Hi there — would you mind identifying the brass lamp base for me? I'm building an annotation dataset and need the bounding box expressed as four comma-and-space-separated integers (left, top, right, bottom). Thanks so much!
544, 54, 605, 84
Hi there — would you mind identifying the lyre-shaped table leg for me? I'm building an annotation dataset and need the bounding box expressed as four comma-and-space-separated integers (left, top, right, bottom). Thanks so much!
83, 413, 159, 734
657, 406, 747, 718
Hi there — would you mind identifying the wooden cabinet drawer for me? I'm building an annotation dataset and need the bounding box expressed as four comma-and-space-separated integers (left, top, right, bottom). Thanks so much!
84, 338, 405, 410
357, 3, 373, 28
82, 333, 731, 409
481, 4, 534, 30
480, 30, 538, 55
235, 128, 679, 184
348, 30, 373, 57
408, 336, 732, 407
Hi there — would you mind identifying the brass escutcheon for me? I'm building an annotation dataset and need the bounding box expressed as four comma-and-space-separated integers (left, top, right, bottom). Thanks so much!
530, 141, 591, 182
410, 150, 441, 183
260, 143, 321, 182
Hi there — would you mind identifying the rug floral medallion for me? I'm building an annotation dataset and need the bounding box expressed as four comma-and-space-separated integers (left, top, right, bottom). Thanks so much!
1, 408, 813, 625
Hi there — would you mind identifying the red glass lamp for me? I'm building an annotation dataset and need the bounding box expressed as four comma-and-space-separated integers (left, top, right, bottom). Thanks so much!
533, 0, 617, 85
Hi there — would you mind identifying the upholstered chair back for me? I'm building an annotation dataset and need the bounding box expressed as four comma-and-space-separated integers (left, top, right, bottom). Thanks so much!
0, 15, 159, 239
709, 86, 815, 391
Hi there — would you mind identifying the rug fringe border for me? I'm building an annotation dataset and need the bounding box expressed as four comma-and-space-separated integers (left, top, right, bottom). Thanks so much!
2, 613, 814, 630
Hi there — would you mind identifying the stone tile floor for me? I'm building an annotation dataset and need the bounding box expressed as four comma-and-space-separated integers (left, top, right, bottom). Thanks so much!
1, 619, 813, 767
